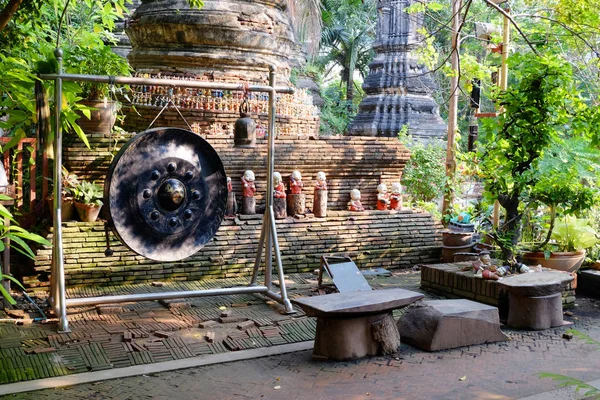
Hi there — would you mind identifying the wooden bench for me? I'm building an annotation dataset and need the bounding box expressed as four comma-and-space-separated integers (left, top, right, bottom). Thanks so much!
293, 288, 424, 360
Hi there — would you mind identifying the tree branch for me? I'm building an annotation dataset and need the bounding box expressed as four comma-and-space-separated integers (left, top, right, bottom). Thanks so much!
0, 0, 24, 32
481, 0, 540, 56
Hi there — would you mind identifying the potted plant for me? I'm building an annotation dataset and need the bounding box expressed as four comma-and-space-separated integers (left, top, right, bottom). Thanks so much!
72, 180, 104, 222
523, 216, 599, 272
47, 167, 80, 221
64, 37, 132, 136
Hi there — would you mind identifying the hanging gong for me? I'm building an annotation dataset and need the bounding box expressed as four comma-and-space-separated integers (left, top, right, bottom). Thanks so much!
104, 127, 227, 262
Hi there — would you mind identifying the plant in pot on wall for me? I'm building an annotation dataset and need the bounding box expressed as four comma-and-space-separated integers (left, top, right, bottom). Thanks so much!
47, 167, 80, 221
523, 216, 599, 273
72, 180, 103, 222
521, 157, 599, 272
474, 54, 600, 267
64, 35, 132, 136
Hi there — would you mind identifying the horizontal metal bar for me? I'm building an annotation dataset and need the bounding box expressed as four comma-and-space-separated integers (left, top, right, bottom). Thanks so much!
38, 74, 294, 94
65, 286, 269, 307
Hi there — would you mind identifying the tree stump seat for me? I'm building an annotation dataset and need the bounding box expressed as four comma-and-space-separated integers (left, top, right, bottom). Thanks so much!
499, 271, 574, 330
293, 288, 424, 361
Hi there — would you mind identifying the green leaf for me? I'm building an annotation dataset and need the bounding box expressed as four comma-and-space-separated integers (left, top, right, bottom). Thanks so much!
0, 285, 16, 305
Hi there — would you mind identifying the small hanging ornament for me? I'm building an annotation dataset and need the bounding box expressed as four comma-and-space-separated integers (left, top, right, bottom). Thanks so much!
233, 84, 256, 147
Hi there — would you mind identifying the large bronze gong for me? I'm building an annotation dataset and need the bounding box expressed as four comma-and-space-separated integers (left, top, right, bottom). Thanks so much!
104, 127, 227, 261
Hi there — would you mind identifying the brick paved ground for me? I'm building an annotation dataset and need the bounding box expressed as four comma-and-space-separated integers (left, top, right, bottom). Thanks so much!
1, 271, 600, 399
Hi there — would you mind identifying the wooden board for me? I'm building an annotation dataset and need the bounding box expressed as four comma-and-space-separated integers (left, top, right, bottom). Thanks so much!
293, 288, 424, 317
326, 261, 372, 293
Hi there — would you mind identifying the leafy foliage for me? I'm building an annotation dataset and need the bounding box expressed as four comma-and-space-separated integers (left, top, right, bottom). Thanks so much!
73, 180, 103, 206
0, 194, 51, 304
318, 0, 375, 101
475, 54, 600, 262
319, 82, 360, 135
402, 140, 446, 203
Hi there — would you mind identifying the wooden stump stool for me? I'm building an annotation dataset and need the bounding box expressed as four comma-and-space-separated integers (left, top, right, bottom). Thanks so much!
241, 196, 255, 215
500, 270, 573, 330
293, 288, 423, 360
287, 193, 305, 216
313, 189, 327, 217
273, 197, 287, 219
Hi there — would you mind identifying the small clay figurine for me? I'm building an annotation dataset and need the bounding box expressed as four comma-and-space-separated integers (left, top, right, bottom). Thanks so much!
289, 170, 303, 194
348, 189, 365, 211
287, 170, 306, 216
273, 172, 287, 219
313, 171, 327, 218
389, 182, 402, 211
314, 171, 327, 191
241, 170, 256, 215
376, 183, 390, 211
241, 170, 256, 198
273, 172, 286, 199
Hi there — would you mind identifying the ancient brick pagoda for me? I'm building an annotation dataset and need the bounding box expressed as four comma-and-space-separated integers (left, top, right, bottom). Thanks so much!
348, 0, 447, 141
122, 0, 319, 136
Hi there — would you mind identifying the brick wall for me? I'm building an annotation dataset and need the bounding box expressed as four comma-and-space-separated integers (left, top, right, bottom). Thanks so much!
63, 134, 411, 210
32, 210, 442, 287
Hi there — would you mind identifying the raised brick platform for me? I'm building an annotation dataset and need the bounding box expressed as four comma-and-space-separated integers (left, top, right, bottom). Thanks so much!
31, 210, 441, 287
420, 263, 576, 316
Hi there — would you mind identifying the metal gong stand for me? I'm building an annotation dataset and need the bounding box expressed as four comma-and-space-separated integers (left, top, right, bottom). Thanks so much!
41, 49, 294, 333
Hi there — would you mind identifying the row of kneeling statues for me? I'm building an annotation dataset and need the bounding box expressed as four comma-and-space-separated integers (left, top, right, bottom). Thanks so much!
226, 170, 403, 219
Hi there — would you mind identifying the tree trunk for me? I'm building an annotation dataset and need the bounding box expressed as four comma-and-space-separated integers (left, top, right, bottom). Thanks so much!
498, 191, 521, 264
0, 0, 24, 32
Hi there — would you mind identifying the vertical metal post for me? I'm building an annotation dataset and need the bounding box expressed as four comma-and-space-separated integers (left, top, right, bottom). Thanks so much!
493, 10, 510, 228
51, 48, 70, 333
442, 0, 462, 216
263, 67, 277, 290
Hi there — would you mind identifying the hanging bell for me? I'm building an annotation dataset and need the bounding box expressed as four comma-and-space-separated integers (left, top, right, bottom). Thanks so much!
233, 99, 256, 148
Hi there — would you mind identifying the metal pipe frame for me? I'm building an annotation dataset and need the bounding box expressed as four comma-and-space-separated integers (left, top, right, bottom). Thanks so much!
43, 54, 296, 332
38, 73, 294, 94
65, 286, 269, 307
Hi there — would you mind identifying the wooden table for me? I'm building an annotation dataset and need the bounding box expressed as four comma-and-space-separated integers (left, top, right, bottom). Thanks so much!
293, 288, 424, 360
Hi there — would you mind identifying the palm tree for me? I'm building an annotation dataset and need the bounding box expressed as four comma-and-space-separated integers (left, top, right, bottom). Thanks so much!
319, 0, 376, 102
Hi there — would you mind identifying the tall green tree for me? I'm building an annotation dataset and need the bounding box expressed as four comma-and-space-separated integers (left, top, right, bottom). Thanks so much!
319, 0, 376, 102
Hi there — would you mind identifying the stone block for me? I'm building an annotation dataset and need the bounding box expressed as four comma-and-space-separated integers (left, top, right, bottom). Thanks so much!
397, 299, 508, 351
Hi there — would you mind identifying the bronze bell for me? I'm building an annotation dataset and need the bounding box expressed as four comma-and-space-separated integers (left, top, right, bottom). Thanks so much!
234, 99, 256, 147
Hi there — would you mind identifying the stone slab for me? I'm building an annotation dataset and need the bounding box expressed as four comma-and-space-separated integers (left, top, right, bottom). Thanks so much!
578, 270, 600, 298
499, 271, 573, 297
292, 289, 424, 318
398, 299, 508, 351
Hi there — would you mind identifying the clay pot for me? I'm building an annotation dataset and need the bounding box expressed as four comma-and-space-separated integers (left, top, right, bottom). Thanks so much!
522, 250, 586, 273
74, 201, 102, 222
442, 230, 473, 247
441, 244, 474, 263
76, 99, 117, 136
453, 252, 480, 262
47, 196, 76, 221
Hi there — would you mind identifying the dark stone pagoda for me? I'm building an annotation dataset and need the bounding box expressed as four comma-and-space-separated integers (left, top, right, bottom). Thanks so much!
348, 0, 446, 141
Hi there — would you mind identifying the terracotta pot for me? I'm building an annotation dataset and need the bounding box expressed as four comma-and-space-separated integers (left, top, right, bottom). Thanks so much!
590, 261, 600, 271
74, 201, 102, 222
441, 244, 474, 263
453, 252, 480, 262
442, 230, 473, 247
76, 99, 117, 136
47, 196, 76, 221
522, 250, 586, 273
